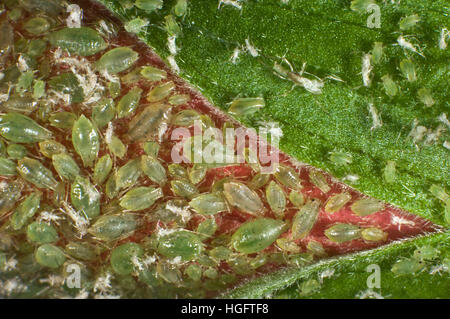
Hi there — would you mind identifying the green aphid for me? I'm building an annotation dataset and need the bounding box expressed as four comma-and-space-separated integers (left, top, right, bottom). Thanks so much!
0, 112, 52, 143
70, 176, 100, 220
72, 115, 99, 167
173, 0, 188, 17
173, 109, 201, 127
110, 242, 144, 275
429, 184, 448, 203
204, 267, 218, 280
309, 170, 331, 193
289, 190, 305, 207
107, 135, 127, 158
361, 227, 387, 242
92, 98, 115, 129
65, 242, 98, 261
231, 218, 286, 254
8, 7, 22, 21
35, 244, 66, 268
266, 181, 286, 218
371, 42, 384, 64
7, 144, 27, 159
189, 193, 227, 215
105, 172, 119, 199
209, 246, 232, 261
38, 140, 66, 158
399, 59, 417, 82
157, 229, 203, 261
48, 27, 107, 56
108, 81, 121, 98
119, 186, 163, 211
185, 263, 202, 281
2, 95, 38, 114
197, 218, 218, 239
383, 160, 396, 184
164, 15, 181, 36
27, 39, 47, 58
10, 192, 41, 230
223, 181, 264, 216
126, 103, 172, 142
17, 157, 57, 190
417, 88, 434, 107
147, 81, 175, 102
413, 246, 440, 261
24, 17, 50, 35
188, 163, 206, 184
117, 87, 143, 118
96, 47, 139, 74
351, 198, 384, 216
52, 153, 80, 182
16, 71, 34, 96
291, 199, 321, 240
124, 18, 149, 34
274, 164, 302, 189
135, 0, 163, 12
27, 221, 59, 244
249, 172, 270, 189
168, 163, 188, 179
350, 0, 375, 13
298, 278, 321, 296
391, 257, 425, 276
88, 214, 138, 241
49, 72, 84, 103
93, 154, 113, 185
169, 94, 190, 106
33, 80, 46, 99
307, 240, 327, 257
381, 74, 398, 97
141, 155, 167, 185
0, 180, 23, 216
140, 66, 167, 81
228, 97, 265, 117
324, 223, 361, 243
276, 237, 301, 253
121, 67, 144, 84
170, 179, 199, 199
399, 14, 420, 31
49, 112, 77, 129
116, 158, 141, 190
0, 157, 17, 176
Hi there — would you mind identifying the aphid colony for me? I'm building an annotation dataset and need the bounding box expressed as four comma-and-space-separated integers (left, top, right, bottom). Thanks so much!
0, 0, 434, 298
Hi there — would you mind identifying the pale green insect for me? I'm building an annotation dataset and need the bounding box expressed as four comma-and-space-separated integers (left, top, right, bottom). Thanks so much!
141, 155, 167, 185
351, 198, 384, 216
72, 115, 99, 167
383, 160, 396, 184
417, 88, 434, 107
223, 181, 264, 216
143, 141, 160, 158
157, 229, 203, 261
6, 144, 27, 159
228, 97, 265, 117
127, 103, 172, 142
116, 158, 142, 190
266, 181, 286, 218
135, 0, 163, 12
324, 223, 361, 243
10, 192, 41, 230
2, 96, 38, 115
413, 246, 440, 261
35, 244, 66, 268
350, 0, 375, 13
119, 187, 163, 211
88, 214, 138, 241
49, 72, 84, 103
309, 170, 331, 193
189, 193, 227, 215
70, 176, 100, 220
371, 42, 384, 64
48, 27, 107, 56
274, 164, 302, 189
399, 14, 420, 30
38, 140, 66, 158
140, 66, 167, 81
429, 184, 448, 203
117, 87, 143, 118
105, 172, 119, 199
65, 242, 98, 261
24, 17, 50, 35
185, 264, 202, 281
229, 255, 252, 275
169, 94, 190, 106
107, 135, 127, 158
147, 81, 176, 102
27, 39, 47, 58
188, 164, 206, 185
211, 177, 231, 193
33, 80, 46, 99
231, 218, 286, 254
0, 112, 52, 143
209, 246, 232, 261
96, 47, 139, 74
124, 18, 149, 34
329, 151, 353, 166
0, 180, 23, 216
289, 190, 305, 207
307, 240, 327, 257
16, 71, 34, 96
173, 109, 201, 127
164, 15, 181, 36
249, 172, 270, 189
27, 221, 59, 244
49, 112, 77, 129
381, 74, 398, 97
291, 199, 321, 240
17, 157, 58, 190
92, 98, 115, 129
324, 192, 351, 213
52, 153, 80, 182
173, 0, 188, 17
197, 218, 218, 239
298, 278, 321, 296
276, 237, 301, 253
171, 179, 199, 199
361, 227, 387, 242
121, 67, 144, 84
0, 157, 16, 176
110, 242, 144, 275
399, 59, 417, 82
93, 154, 113, 185
203, 267, 218, 280
108, 81, 121, 98
168, 163, 188, 179
391, 257, 425, 275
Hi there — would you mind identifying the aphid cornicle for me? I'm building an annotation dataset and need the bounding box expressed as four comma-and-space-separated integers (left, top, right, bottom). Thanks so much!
291, 199, 321, 240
